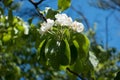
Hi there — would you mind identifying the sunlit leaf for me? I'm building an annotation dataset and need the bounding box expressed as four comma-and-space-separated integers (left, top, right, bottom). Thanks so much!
2, 33, 11, 42
58, 0, 71, 11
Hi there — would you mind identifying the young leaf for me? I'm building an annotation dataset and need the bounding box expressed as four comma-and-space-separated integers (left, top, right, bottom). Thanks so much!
58, 0, 71, 11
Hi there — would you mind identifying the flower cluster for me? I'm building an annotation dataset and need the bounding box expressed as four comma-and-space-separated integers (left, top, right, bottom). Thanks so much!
40, 13, 84, 34
39, 19, 54, 34
55, 14, 72, 26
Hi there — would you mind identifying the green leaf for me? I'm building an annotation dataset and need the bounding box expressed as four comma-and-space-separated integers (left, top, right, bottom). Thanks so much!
71, 58, 85, 73
114, 71, 120, 80
58, 0, 71, 11
46, 9, 59, 20
70, 42, 78, 65
72, 33, 90, 59
45, 38, 71, 70
38, 39, 46, 54
64, 39, 71, 64
16, 25, 24, 32
45, 39, 60, 69
2, 33, 11, 42
64, 29, 70, 40
38, 39, 47, 65
69, 58, 93, 79
68, 33, 91, 79
8, 9, 13, 25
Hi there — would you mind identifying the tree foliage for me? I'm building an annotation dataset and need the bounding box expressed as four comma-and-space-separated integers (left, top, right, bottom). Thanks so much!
0, 0, 120, 80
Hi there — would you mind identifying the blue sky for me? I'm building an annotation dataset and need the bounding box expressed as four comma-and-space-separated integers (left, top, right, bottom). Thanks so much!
16, 0, 120, 51
68, 0, 120, 51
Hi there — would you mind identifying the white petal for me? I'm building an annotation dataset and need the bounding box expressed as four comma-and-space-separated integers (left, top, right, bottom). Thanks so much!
23, 22, 30, 35
76, 23, 84, 32
40, 19, 54, 34
55, 13, 73, 26
71, 21, 84, 32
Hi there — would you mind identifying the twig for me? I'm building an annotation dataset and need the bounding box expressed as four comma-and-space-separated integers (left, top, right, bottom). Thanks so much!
29, 0, 47, 22
66, 67, 85, 80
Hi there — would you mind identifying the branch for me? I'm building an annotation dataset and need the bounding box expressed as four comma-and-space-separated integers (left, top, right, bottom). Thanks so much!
29, 0, 47, 22
66, 67, 85, 80
29, 0, 44, 7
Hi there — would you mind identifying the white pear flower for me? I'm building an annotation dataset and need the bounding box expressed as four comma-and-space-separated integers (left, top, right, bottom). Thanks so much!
55, 13, 72, 26
23, 22, 30, 35
71, 21, 84, 33
40, 19, 54, 34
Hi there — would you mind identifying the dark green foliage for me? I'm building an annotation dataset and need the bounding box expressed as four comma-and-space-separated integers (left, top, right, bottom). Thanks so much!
46, 9, 59, 20
70, 44, 78, 65
114, 71, 120, 80
0, 0, 120, 80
